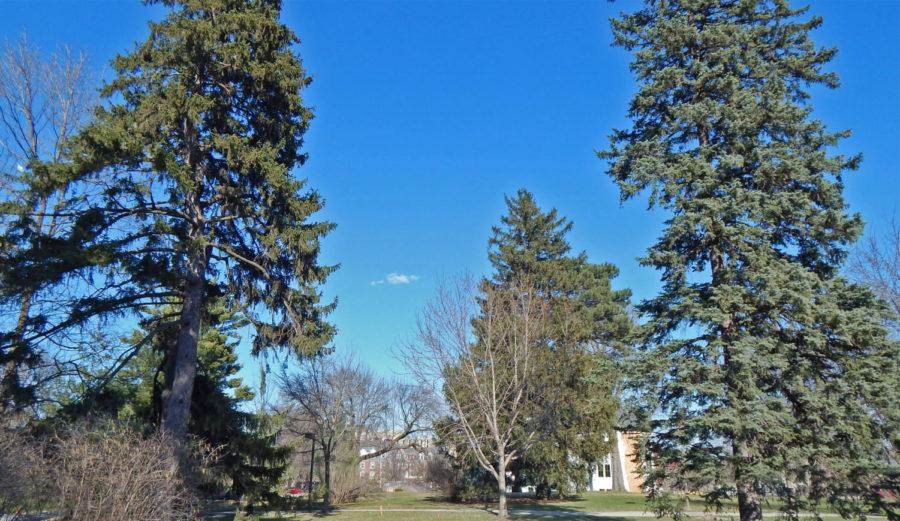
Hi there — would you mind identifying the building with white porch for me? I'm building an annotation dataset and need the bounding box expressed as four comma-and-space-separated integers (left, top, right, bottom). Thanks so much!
587, 431, 643, 492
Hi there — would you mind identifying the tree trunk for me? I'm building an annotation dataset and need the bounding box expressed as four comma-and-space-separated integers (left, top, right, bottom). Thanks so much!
160, 244, 208, 446
497, 460, 508, 519
737, 479, 763, 521
307, 436, 316, 510
734, 438, 762, 521
323, 446, 332, 506
712, 248, 761, 521
535, 481, 551, 500
3, 184, 57, 413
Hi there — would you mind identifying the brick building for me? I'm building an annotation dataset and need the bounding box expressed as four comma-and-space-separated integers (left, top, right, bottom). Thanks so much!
587, 431, 644, 492
358, 443, 435, 486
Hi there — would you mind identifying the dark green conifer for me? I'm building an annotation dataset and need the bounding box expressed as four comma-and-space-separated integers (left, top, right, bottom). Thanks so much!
4, 0, 335, 445
488, 189, 632, 496
59, 300, 289, 508
602, 1, 899, 519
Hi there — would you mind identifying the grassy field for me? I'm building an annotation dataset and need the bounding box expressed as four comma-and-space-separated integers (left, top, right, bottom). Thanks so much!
204, 511, 640, 521
201, 490, 851, 520
201, 491, 657, 521
346, 490, 650, 512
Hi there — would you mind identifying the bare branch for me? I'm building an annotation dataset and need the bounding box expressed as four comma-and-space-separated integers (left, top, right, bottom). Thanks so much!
397, 275, 548, 518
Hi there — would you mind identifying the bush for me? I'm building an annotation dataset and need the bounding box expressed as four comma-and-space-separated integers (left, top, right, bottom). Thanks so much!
424, 455, 458, 495
447, 465, 496, 503
329, 459, 367, 504
50, 422, 203, 521
1, 421, 209, 521
0, 428, 50, 519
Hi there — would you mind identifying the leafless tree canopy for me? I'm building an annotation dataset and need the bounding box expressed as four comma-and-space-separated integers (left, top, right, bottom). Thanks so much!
0, 34, 97, 413
850, 218, 900, 334
0, 35, 93, 173
279, 354, 435, 503
398, 275, 549, 518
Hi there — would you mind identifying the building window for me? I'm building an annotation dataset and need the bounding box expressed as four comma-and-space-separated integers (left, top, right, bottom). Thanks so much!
598, 456, 612, 477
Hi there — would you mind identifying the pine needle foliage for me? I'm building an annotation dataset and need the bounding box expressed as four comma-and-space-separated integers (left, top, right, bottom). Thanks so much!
3, 0, 335, 442
488, 189, 632, 497
602, 1, 899, 520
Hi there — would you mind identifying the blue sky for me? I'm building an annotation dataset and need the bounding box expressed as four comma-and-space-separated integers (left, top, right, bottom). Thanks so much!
3, 0, 898, 382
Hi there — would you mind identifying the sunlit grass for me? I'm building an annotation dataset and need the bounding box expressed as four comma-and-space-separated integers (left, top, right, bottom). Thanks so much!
202, 490, 874, 520
201, 491, 659, 520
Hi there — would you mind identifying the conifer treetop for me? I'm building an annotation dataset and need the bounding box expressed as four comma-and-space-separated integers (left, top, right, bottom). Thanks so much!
53, 0, 336, 357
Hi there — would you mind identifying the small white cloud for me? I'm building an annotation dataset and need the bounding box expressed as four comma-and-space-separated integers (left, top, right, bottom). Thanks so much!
370, 273, 419, 286
386, 273, 419, 285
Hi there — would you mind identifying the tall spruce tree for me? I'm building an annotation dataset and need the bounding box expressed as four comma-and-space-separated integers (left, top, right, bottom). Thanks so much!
7, 0, 335, 447
487, 189, 632, 496
57, 300, 290, 509
602, 1, 899, 519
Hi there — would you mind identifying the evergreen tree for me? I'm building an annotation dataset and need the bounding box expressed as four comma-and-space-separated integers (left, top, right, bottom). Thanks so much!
58, 300, 289, 508
179, 302, 290, 507
602, 2, 899, 519
487, 189, 632, 496
5, 0, 335, 446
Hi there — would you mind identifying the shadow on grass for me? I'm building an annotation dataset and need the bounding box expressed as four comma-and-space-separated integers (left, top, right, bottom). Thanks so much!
509, 509, 633, 521
505, 499, 636, 520
419, 495, 460, 504
412, 493, 646, 516
256, 506, 343, 520
200, 501, 341, 521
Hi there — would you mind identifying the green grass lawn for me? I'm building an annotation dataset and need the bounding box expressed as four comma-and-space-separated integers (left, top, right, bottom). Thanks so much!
542, 492, 649, 512
201, 490, 860, 520
345, 490, 652, 512
203, 509, 643, 521
201, 491, 657, 521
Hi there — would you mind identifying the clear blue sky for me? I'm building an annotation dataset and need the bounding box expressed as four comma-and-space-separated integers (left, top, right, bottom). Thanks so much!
3, 1, 898, 382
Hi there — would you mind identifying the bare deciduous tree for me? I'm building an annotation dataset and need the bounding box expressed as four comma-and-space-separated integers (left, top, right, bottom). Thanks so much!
850, 218, 900, 334
0, 34, 94, 412
357, 380, 436, 461
399, 276, 548, 518
0, 36, 92, 173
279, 355, 434, 504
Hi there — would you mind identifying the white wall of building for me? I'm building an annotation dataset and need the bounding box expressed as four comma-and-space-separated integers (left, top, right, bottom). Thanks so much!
588, 454, 614, 491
